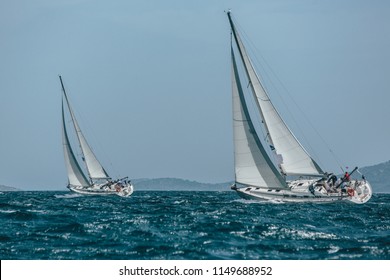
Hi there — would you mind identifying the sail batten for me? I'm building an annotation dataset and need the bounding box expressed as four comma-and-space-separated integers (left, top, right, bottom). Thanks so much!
228, 12, 324, 177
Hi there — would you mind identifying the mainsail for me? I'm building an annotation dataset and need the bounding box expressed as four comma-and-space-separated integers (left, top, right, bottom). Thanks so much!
60, 76, 110, 185
228, 12, 324, 178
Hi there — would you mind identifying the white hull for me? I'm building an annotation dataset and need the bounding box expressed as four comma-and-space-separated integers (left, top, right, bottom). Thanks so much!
68, 182, 134, 197
232, 179, 372, 204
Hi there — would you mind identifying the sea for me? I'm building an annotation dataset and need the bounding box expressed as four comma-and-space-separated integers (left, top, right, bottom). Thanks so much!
1, 191, 389, 260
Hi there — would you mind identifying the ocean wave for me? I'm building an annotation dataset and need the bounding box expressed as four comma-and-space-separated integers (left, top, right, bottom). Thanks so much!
54, 193, 84, 199
0, 191, 389, 260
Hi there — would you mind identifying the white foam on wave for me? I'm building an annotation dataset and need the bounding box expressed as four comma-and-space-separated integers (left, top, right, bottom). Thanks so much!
0, 209, 17, 213
27, 209, 46, 214
54, 193, 83, 199
328, 245, 340, 254
263, 225, 338, 240
173, 200, 187, 205
235, 198, 285, 204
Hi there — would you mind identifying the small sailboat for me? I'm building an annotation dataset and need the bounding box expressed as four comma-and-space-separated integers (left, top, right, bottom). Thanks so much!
60, 76, 133, 197
227, 11, 372, 203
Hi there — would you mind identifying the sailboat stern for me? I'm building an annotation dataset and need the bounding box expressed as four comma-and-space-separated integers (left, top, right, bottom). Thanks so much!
346, 180, 372, 204
116, 181, 134, 197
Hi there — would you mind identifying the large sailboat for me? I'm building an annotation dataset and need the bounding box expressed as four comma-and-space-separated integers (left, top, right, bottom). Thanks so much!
60, 76, 133, 197
227, 11, 372, 203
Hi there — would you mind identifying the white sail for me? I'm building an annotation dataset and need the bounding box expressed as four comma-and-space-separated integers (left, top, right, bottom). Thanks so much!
62, 101, 90, 187
60, 77, 110, 182
232, 48, 287, 189
228, 13, 324, 177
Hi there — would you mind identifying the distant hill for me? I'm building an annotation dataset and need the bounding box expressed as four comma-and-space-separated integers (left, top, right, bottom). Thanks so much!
131, 178, 231, 191
359, 160, 390, 193
0, 184, 20, 191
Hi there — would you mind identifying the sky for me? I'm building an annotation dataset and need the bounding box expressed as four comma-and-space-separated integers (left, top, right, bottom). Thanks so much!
1, 0, 389, 190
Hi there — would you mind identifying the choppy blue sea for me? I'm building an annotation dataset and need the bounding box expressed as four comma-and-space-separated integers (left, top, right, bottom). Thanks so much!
0, 191, 389, 260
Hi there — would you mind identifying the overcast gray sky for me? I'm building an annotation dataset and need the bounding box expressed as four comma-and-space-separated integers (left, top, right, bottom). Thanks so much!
1, 0, 389, 190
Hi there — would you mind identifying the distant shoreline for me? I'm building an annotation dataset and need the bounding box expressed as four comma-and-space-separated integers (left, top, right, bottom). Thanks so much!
2, 161, 390, 194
